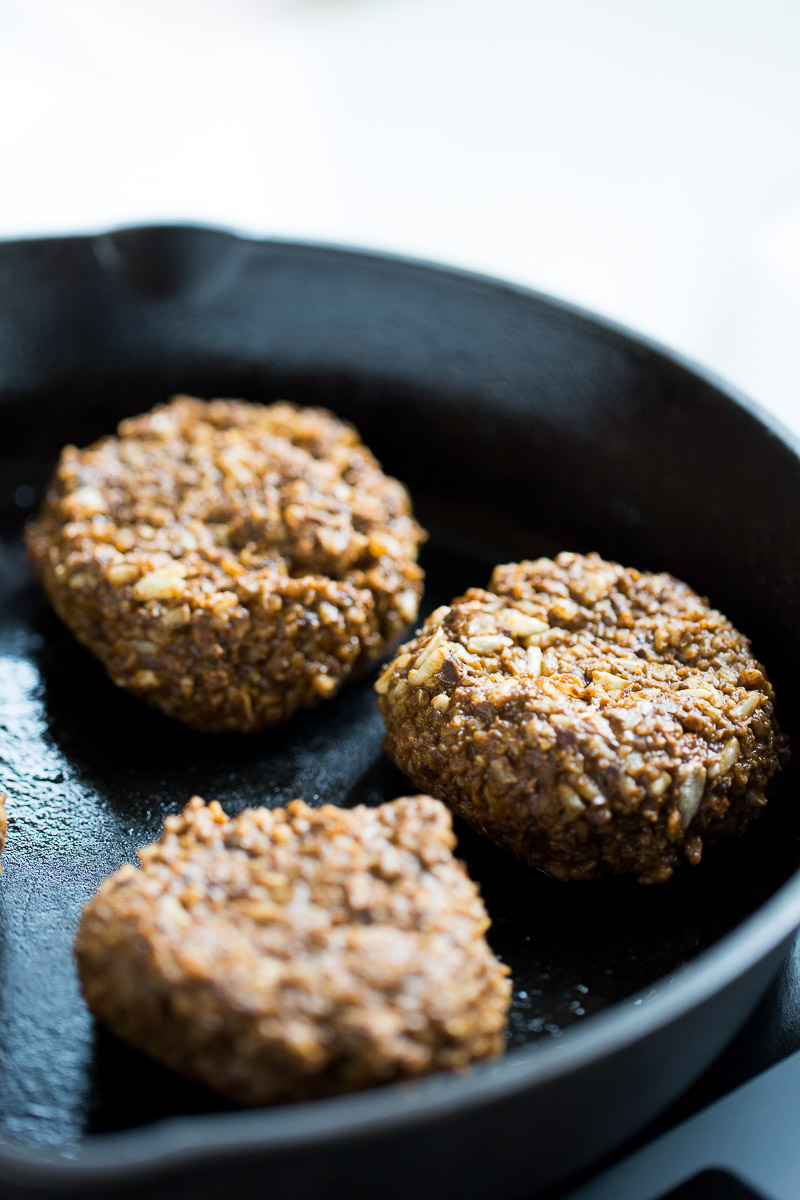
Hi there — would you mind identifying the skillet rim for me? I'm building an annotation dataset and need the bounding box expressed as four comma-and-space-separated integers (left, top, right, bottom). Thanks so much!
1, 224, 799, 1187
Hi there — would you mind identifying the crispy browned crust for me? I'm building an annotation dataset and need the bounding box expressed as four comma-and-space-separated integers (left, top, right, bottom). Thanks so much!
25, 396, 425, 732
74, 795, 511, 1104
376, 552, 785, 883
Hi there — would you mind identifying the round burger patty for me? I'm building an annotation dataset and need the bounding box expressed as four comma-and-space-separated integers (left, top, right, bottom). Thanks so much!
74, 795, 511, 1104
376, 553, 784, 883
25, 396, 425, 732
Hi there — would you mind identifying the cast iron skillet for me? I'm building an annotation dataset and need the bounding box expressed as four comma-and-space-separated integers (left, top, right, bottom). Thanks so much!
1, 227, 800, 1200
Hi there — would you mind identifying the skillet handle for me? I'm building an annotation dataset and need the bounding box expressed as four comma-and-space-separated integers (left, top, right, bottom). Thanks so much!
562, 1045, 800, 1200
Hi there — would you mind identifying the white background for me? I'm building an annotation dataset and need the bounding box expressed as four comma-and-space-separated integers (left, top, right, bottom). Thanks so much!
3, 0, 800, 431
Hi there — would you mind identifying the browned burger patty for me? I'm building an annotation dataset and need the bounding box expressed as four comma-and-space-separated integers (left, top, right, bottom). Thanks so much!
75, 795, 511, 1104
25, 396, 425, 732
376, 552, 784, 883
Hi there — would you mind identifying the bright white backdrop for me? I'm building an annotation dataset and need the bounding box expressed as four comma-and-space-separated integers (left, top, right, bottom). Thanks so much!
3, 0, 800, 429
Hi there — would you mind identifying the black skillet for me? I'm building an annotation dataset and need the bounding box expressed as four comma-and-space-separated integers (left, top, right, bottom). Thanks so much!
1, 227, 800, 1200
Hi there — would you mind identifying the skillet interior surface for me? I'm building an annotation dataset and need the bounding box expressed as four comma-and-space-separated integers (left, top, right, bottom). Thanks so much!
1, 228, 800, 1172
